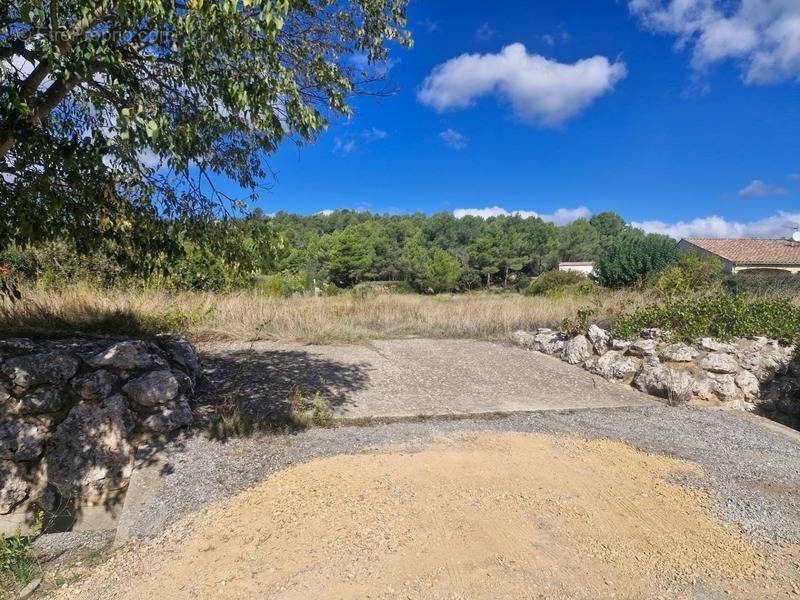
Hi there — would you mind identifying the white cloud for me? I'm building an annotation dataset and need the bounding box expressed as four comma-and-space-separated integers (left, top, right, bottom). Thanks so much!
543, 206, 594, 225
475, 23, 496, 41
417, 43, 627, 127
738, 179, 788, 198
420, 17, 440, 33
633, 210, 800, 238
333, 138, 356, 155
453, 205, 591, 225
360, 127, 388, 142
439, 128, 469, 150
317, 209, 335, 216
629, 0, 800, 84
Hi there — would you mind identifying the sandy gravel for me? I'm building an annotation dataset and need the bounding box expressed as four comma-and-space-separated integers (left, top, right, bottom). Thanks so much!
50, 431, 799, 599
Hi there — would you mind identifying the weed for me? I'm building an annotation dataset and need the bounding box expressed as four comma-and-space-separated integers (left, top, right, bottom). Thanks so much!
0, 511, 44, 595
207, 396, 255, 439
289, 387, 334, 429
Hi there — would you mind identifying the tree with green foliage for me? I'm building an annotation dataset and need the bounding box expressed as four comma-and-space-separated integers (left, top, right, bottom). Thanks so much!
589, 211, 627, 238
328, 225, 375, 287
467, 232, 502, 287
422, 249, 461, 293
594, 232, 678, 288
0, 0, 411, 252
546, 219, 603, 266
399, 233, 428, 285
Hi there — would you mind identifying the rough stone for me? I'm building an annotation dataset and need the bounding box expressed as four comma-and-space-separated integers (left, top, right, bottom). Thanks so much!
698, 338, 737, 353
610, 339, 631, 352
171, 369, 195, 395
0, 380, 9, 402
633, 360, 694, 403
699, 374, 743, 404
0, 421, 46, 461
735, 370, 761, 402
700, 352, 739, 374
72, 369, 118, 401
561, 335, 593, 365
0, 338, 38, 356
1, 352, 80, 390
759, 377, 795, 403
659, 344, 698, 363
639, 328, 665, 340
157, 334, 200, 379
87, 341, 154, 371
594, 351, 640, 382
533, 331, 565, 355
143, 396, 194, 434
587, 324, 610, 354
122, 370, 179, 407
776, 394, 800, 416
0, 461, 29, 514
627, 339, 658, 357
47, 395, 135, 504
511, 331, 536, 350
739, 351, 777, 381
13, 388, 66, 414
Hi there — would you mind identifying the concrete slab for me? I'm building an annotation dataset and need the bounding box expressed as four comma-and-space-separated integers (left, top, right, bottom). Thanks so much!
198, 338, 654, 420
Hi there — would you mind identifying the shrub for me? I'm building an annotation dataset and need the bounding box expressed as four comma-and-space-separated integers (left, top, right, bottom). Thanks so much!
560, 307, 594, 337
612, 294, 800, 343
727, 269, 800, 296
654, 252, 725, 297
594, 233, 678, 288
322, 282, 341, 297
526, 270, 585, 295
254, 274, 306, 298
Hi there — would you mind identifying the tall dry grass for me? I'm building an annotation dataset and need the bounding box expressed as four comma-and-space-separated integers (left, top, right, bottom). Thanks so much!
0, 284, 654, 344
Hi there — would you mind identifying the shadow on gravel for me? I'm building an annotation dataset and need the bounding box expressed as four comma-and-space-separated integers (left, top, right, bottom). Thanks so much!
195, 348, 371, 437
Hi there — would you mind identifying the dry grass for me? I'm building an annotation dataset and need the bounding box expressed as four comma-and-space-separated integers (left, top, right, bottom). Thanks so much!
0, 283, 654, 344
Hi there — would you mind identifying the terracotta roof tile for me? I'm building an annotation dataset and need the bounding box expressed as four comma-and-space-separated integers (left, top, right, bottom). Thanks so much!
681, 238, 800, 265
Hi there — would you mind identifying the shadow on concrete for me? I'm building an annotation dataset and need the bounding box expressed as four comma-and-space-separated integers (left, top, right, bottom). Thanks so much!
195, 347, 371, 436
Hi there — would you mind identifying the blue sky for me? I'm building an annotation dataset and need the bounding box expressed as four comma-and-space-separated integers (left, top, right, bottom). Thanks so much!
253, 0, 800, 238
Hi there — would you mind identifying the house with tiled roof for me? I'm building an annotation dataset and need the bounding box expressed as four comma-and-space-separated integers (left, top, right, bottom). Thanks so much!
677, 238, 800, 274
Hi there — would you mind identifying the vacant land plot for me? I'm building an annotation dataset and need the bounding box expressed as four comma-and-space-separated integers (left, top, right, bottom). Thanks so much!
52, 430, 799, 599
1, 284, 652, 343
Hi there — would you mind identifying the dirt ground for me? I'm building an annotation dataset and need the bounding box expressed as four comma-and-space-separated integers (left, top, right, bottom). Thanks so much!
50, 432, 799, 599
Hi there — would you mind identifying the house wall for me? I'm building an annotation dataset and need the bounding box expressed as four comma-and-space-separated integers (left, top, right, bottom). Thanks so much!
559, 264, 594, 276
733, 265, 800, 274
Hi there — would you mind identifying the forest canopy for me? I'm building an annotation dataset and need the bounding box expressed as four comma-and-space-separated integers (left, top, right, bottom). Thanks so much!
2, 209, 678, 292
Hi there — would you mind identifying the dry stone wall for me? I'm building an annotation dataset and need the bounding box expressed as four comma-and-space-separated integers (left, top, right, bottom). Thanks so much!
513, 327, 799, 428
0, 335, 199, 531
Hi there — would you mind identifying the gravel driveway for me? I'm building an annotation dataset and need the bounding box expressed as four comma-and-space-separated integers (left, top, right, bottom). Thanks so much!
123, 404, 800, 545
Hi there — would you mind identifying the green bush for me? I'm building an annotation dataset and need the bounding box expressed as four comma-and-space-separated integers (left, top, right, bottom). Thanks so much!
654, 252, 725, 297
595, 233, 678, 288
560, 307, 595, 337
612, 294, 800, 343
322, 282, 341, 297
525, 270, 585, 295
254, 274, 306, 298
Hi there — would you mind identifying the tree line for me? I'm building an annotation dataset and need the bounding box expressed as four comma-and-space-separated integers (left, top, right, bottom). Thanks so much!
1, 209, 679, 293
